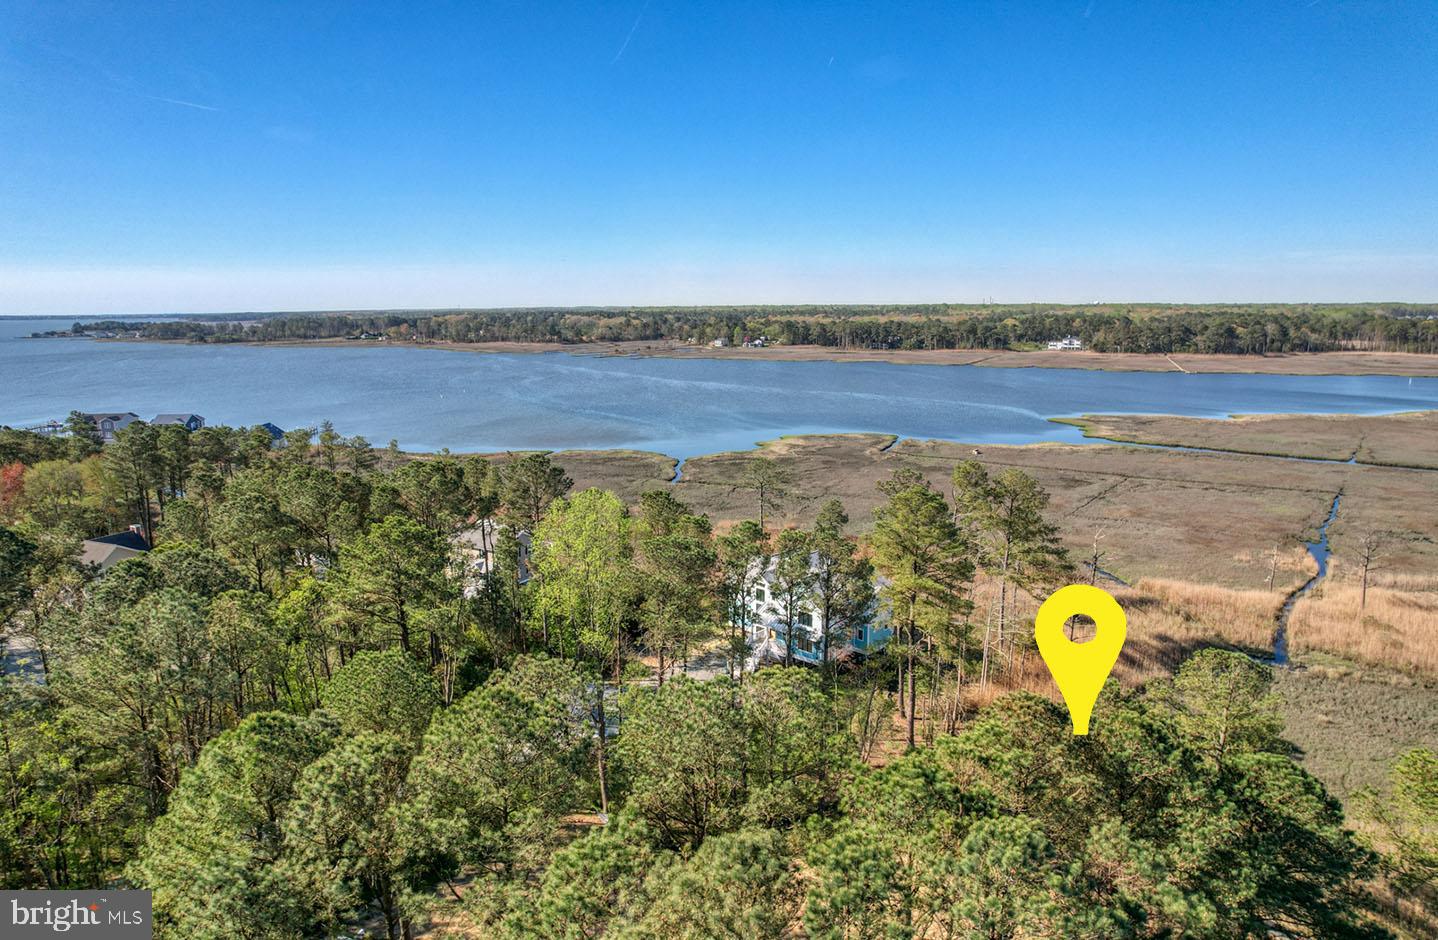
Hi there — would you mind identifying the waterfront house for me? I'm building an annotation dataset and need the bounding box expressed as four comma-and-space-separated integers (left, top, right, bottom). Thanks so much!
80, 412, 141, 442
79, 526, 150, 573
1046, 336, 1085, 350
152, 413, 205, 431
737, 552, 892, 669
454, 520, 532, 596
256, 422, 286, 445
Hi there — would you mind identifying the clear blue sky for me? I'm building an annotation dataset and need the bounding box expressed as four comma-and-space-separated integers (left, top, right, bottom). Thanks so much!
1, 1, 1434, 314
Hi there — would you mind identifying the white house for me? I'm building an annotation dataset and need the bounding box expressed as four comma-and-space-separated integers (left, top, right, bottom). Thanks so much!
736, 552, 891, 669
454, 520, 532, 597
1046, 336, 1084, 350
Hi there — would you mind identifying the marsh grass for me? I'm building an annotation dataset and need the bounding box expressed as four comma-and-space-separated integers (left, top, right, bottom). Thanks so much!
1289, 568, 1438, 675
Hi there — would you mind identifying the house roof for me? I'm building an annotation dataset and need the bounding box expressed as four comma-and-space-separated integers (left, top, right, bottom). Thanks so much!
81, 412, 140, 422
85, 529, 150, 552
153, 413, 202, 424
257, 422, 285, 439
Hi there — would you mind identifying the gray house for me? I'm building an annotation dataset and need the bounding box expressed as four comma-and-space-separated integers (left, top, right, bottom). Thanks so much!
152, 413, 205, 431
80, 412, 141, 442
79, 526, 150, 573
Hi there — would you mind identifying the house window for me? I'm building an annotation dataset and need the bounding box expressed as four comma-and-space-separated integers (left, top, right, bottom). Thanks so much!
797, 611, 813, 628
794, 633, 814, 653
852, 626, 865, 642
753, 586, 766, 602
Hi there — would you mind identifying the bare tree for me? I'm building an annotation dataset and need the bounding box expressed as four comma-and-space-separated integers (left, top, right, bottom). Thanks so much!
1355, 531, 1387, 618
1087, 528, 1108, 584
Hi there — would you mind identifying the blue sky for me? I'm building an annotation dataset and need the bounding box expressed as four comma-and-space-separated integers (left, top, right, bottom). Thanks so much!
1, 1, 1434, 314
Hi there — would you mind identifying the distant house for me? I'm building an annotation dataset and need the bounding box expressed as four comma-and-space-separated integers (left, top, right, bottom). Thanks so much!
256, 422, 286, 445
736, 552, 892, 669
1046, 336, 1084, 351
79, 526, 150, 573
80, 412, 141, 442
454, 520, 532, 597
152, 413, 205, 431
711, 337, 730, 347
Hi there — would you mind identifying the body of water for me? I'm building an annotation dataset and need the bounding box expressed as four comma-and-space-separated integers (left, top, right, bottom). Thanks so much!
3, 318, 1436, 458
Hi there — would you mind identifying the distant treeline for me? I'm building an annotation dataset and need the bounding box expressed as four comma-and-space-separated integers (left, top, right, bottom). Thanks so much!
76, 302, 1438, 354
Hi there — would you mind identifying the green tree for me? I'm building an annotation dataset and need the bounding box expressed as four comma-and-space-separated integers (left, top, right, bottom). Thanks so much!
501, 452, 572, 532
634, 491, 715, 685
954, 463, 1070, 685
63, 411, 102, 461
500, 818, 663, 939
403, 657, 591, 877
870, 476, 972, 749
328, 515, 449, 656
627, 828, 801, 940
206, 589, 286, 718
716, 520, 768, 681
810, 500, 875, 670
389, 457, 472, 532
211, 469, 298, 589
615, 677, 748, 847
274, 464, 369, 563
1363, 747, 1438, 898
770, 528, 815, 666
530, 488, 635, 670
1159, 648, 1284, 766
284, 732, 415, 940
804, 821, 911, 939
103, 422, 161, 544
56, 587, 229, 817
319, 648, 441, 744
129, 711, 339, 939
740, 456, 792, 530
0, 524, 37, 628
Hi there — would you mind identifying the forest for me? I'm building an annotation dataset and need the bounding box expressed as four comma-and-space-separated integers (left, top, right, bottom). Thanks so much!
1, 418, 1434, 938
60, 302, 1438, 354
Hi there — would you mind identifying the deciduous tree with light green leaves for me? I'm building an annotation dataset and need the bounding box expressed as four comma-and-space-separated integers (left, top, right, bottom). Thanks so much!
530, 488, 635, 666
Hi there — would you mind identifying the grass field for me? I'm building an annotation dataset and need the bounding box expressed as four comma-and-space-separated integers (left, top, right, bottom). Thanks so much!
1059, 410, 1438, 469
629, 344, 1438, 377
239, 336, 1438, 376
1289, 571, 1438, 676
504, 418, 1438, 591
1274, 661, 1438, 801
660, 433, 1436, 588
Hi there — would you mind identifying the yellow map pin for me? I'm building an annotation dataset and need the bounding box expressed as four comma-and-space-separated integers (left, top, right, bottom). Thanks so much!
1034, 584, 1127, 735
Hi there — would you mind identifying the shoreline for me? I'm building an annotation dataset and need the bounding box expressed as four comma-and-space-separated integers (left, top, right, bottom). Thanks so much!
94, 335, 1438, 377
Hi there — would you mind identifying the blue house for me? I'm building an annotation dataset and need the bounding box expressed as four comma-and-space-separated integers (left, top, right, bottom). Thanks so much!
735, 552, 892, 669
